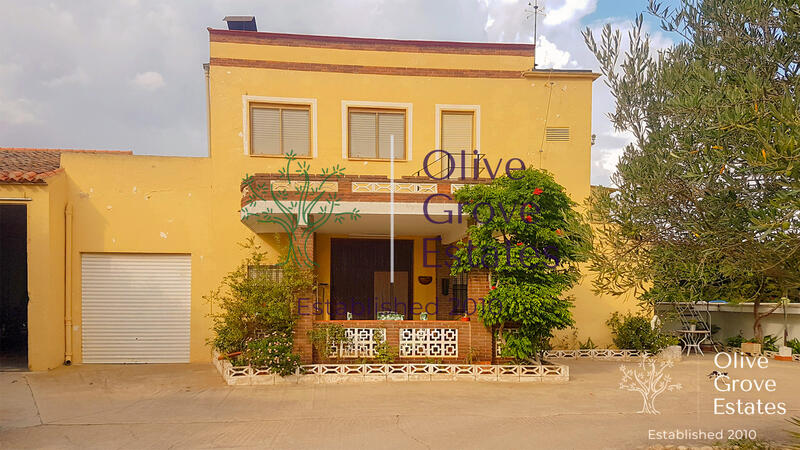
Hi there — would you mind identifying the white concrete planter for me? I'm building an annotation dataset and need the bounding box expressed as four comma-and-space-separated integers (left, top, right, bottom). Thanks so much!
212, 351, 568, 385
543, 349, 653, 361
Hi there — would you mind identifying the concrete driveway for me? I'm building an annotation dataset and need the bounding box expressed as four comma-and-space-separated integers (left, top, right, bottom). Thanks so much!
1, 355, 798, 449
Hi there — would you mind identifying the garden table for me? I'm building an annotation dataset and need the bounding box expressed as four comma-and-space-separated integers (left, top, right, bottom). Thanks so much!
678, 329, 710, 355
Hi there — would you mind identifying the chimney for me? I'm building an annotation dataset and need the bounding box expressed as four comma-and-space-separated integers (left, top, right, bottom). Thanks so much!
223, 16, 257, 32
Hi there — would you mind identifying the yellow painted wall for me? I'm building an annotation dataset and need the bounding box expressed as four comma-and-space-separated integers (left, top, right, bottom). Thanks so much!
0, 177, 65, 370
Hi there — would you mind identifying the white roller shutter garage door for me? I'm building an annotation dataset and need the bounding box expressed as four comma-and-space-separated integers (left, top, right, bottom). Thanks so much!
81, 254, 191, 363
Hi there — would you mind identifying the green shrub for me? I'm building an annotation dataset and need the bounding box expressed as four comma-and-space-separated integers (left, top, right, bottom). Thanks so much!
787, 338, 800, 355
207, 239, 314, 362
739, 335, 779, 352
499, 329, 550, 362
373, 330, 397, 364
308, 323, 351, 361
579, 337, 597, 350
235, 331, 299, 376
762, 335, 779, 352
726, 334, 745, 347
606, 312, 678, 353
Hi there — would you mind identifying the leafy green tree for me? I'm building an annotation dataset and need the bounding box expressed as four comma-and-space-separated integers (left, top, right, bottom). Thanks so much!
450, 169, 591, 362
583, 0, 800, 341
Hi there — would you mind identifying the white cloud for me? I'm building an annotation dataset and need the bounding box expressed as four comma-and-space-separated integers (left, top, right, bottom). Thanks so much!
131, 71, 165, 91
0, 97, 38, 125
543, 0, 596, 26
535, 35, 575, 69
43, 68, 89, 87
594, 146, 625, 173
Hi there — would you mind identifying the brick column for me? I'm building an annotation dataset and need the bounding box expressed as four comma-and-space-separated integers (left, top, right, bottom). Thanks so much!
292, 224, 315, 364
467, 268, 494, 362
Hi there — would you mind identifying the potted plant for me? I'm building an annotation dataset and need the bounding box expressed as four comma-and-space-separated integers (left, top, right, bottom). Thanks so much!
460, 313, 470, 322
741, 338, 762, 355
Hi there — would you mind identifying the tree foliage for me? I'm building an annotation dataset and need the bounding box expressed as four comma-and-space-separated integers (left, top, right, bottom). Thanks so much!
450, 169, 591, 361
207, 238, 314, 360
583, 0, 800, 340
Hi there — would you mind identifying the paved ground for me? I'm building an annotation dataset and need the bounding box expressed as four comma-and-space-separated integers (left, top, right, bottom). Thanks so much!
1, 355, 798, 449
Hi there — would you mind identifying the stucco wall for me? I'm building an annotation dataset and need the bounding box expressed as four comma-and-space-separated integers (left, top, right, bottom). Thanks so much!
0, 177, 65, 370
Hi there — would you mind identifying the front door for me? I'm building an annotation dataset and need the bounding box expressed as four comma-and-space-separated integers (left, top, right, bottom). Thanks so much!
373, 271, 409, 318
330, 238, 413, 320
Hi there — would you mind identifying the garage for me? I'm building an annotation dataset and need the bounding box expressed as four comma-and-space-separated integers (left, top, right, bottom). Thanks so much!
81, 254, 191, 363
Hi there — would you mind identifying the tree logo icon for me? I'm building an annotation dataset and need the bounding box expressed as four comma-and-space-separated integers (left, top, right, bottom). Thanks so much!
241, 151, 360, 268
618, 356, 682, 414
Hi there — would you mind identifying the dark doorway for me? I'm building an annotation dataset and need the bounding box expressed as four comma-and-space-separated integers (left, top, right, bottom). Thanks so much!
330, 238, 413, 320
0, 204, 28, 370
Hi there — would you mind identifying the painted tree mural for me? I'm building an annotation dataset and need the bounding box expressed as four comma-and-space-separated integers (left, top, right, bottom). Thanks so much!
618, 356, 682, 415
241, 151, 360, 268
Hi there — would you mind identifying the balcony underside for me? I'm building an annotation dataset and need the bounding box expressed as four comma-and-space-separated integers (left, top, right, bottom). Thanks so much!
241, 200, 467, 241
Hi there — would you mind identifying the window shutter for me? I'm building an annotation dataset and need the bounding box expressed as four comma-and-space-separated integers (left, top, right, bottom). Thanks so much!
250, 107, 281, 155
441, 112, 473, 153
281, 109, 310, 156
349, 112, 377, 158
378, 113, 405, 159
441, 112, 474, 176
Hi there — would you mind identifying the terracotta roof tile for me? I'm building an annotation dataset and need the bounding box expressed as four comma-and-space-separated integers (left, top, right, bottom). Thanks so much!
0, 148, 131, 184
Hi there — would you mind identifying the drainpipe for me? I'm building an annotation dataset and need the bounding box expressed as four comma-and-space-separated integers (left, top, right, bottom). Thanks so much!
203, 63, 211, 158
64, 202, 73, 365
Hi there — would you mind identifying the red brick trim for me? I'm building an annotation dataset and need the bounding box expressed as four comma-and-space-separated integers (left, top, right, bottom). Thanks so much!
209, 28, 535, 57
0, 147, 132, 154
240, 173, 492, 207
210, 57, 525, 79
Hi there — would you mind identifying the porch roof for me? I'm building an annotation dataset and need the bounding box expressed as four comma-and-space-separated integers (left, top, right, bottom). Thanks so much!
240, 173, 489, 240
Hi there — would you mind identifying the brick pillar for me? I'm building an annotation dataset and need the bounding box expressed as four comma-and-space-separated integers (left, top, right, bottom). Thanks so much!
467, 269, 494, 362
435, 238, 455, 319
292, 224, 315, 364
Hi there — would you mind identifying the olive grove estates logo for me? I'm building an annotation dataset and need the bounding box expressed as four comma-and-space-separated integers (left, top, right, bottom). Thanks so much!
241, 151, 360, 268
619, 356, 682, 415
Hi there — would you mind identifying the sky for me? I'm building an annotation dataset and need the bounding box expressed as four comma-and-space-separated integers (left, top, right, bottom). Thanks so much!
0, 0, 679, 186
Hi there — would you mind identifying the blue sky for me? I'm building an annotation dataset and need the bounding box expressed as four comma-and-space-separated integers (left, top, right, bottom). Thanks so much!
0, 0, 681, 186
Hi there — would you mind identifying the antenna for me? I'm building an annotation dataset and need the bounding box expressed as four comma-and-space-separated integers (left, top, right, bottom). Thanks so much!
525, 0, 546, 69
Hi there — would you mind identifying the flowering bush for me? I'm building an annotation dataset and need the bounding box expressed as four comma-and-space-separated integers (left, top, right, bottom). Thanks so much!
233, 331, 299, 376
207, 238, 314, 371
606, 312, 677, 353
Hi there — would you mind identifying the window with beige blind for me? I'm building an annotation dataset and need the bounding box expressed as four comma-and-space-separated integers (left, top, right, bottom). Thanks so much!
441, 111, 475, 176
348, 108, 406, 159
250, 104, 311, 156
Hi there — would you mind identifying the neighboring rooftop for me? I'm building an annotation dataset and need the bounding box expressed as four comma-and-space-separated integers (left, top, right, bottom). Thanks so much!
0, 148, 131, 183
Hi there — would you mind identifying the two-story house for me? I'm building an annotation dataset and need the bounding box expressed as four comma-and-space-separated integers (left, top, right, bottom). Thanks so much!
0, 17, 631, 371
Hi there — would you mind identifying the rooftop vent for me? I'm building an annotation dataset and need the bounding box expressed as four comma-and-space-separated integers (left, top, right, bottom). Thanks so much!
223, 16, 257, 31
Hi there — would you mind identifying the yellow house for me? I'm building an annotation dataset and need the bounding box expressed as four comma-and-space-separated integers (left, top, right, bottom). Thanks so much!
0, 18, 632, 371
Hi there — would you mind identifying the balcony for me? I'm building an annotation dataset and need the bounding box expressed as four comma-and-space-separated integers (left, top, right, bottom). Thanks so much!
240, 173, 489, 241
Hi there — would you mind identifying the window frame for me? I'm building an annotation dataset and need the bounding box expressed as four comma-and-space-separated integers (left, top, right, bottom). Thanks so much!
341, 101, 413, 162
347, 107, 407, 160
242, 96, 317, 158
249, 103, 312, 157
450, 272, 469, 315
434, 104, 480, 153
